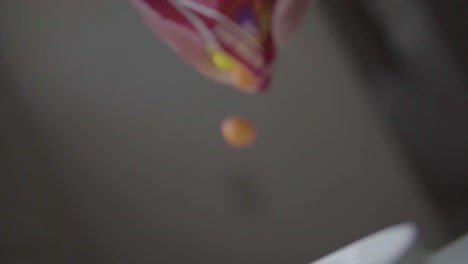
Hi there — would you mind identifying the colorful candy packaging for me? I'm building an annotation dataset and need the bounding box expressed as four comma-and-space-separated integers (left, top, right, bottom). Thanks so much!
132, 0, 277, 93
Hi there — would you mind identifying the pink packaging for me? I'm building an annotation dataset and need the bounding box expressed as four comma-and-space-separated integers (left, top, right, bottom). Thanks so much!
133, 0, 277, 93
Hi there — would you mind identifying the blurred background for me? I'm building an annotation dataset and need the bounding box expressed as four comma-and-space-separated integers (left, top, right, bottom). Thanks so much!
1, 0, 466, 263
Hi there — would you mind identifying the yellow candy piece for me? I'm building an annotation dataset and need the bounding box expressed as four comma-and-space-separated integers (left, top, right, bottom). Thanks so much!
207, 48, 257, 92
211, 50, 235, 71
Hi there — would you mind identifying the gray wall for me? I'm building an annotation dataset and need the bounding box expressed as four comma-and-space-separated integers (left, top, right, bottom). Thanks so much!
1, 1, 447, 263
1, 58, 85, 263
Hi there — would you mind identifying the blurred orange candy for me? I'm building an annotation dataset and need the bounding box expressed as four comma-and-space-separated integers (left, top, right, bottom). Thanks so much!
221, 117, 256, 147
232, 65, 257, 93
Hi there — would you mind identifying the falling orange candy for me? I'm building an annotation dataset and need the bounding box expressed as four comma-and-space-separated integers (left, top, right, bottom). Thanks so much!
221, 116, 256, 148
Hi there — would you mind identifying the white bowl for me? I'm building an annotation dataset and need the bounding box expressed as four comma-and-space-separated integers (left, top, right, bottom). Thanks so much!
311, 223, 426, 264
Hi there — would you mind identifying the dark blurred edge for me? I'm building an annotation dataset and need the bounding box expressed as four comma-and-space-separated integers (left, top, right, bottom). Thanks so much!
321, 0, 468, 238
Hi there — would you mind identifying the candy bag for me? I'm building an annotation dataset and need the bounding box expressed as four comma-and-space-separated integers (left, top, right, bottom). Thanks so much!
132, 0, 277, 93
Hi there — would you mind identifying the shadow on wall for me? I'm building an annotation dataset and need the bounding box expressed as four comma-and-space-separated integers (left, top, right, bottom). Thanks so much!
0, 56, 98, 264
